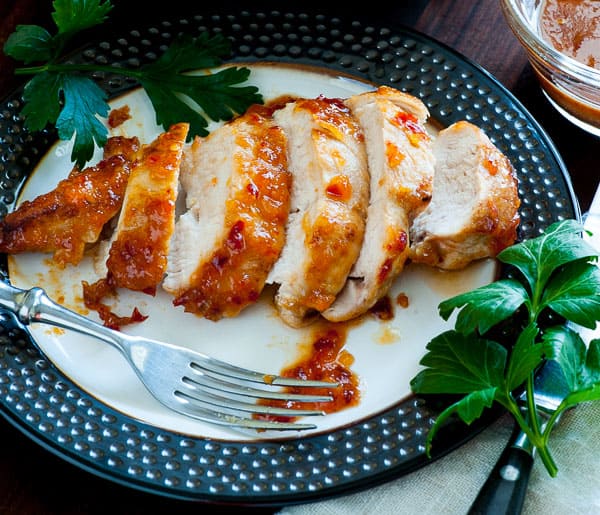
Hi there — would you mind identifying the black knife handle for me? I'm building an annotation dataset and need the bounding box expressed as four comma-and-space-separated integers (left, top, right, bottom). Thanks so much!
467, 437, 534, 515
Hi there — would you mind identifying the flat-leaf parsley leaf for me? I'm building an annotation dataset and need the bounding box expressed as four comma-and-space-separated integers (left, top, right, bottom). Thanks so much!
3, 0, 262, 168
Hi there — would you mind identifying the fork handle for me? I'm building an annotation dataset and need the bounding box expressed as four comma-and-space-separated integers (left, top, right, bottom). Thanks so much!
467, 427, 534, 515
0, 279, 123, 350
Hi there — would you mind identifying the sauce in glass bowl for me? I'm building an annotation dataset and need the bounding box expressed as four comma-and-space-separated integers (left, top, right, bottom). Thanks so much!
501, 0, 600, 134
540, 0, 600, 69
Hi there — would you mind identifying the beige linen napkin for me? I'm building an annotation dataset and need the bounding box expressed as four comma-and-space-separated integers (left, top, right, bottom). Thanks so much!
278, 402, 600, 515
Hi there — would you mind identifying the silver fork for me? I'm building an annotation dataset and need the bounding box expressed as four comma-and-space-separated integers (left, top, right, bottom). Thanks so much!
0, 279, 337, 431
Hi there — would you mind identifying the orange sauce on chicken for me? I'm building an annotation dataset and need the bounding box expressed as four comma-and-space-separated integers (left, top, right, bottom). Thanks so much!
385, 141, 405, 168
377, 229, 408, 285
106, 123, 187, 293
326, 175, 353, 201
106, 195, 174, 294
298, 96, 365, 143
174, 112, 291, 320
301, 211, 363, 313
390, 110, 429, 147
483, 152, 501, 176
0, 139, 138, 266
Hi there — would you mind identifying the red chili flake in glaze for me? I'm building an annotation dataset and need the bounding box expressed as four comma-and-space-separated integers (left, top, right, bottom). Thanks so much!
211, 254, 228, 271
226, 220, 245, 251
147, 153, 160, 164
325, 175, 352, 201
129, 307, 148, 323
246, 182, 259, 197
314, 331, 338, 353
343, 387, 356, 403
248, 112, 262, 124
378, 258, 393, 283
386, 231, 408, 253
329, 97, 349, 111
392, 111, 426, 134
316, 95, 347, 111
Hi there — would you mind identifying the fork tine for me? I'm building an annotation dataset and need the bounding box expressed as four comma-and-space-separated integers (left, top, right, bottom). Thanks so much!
172, 394, 319, 431
189, 359, 338, 388
175, 387, 326, 417
181, 375, 333, 403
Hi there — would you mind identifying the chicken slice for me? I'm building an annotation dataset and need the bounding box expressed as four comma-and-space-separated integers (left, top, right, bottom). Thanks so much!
96, 123, 189, 294
267, 97, 370, 327
0, 137, 140, 266
323, 86, 435, 323
163, 106, 291, 320
409, 120, 521, 270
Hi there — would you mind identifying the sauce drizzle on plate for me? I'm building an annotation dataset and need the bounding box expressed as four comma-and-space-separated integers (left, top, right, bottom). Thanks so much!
257, 323, 360, 422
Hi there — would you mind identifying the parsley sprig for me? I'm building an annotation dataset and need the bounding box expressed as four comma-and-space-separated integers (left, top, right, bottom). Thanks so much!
410, 219, 600, 476
3, 0, 263, 168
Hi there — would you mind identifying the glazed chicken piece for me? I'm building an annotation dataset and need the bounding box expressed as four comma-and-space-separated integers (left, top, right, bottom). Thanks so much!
100, 135, 141, 163
409, 120, 521, 269
0, 137, 140, 266
95, 123, 189, 294
163, 106, 291, 320
323, 86, 435, 323
267, 97, 370, 327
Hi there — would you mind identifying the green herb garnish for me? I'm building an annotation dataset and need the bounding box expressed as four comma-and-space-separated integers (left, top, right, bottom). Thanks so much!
3, 0, 263, 168
410, 219, 600, 476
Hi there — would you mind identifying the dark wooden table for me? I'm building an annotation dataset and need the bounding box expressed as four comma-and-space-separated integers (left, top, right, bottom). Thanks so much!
0, 1, 597, 514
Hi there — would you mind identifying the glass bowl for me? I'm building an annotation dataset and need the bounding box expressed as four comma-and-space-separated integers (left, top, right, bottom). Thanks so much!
501, 0, 600, 136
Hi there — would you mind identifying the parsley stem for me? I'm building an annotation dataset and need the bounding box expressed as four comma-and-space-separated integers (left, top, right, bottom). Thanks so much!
526, 371, 543, 436
536, 442, 558, 476
13, 63, 145, 79
509, 393, 559, 476
523, 386, 559, 476
543, 407, 563, 438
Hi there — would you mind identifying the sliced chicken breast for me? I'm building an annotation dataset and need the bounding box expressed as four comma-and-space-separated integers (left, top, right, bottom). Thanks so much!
163, 106, 291, 320
96, 123, 189, 293
323, 86, 435, 322
0, 136, 140, 267
267, 97, 370, 327
409, 120, 521, 270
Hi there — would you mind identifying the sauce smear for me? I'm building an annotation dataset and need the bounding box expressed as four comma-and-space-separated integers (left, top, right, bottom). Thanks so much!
256, 324, 359, 422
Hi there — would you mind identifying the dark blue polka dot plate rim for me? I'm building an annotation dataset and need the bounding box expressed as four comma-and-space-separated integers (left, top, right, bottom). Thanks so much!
0, 9, 579, 507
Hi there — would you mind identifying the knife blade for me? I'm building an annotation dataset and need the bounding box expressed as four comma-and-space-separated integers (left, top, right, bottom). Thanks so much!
468, 181, 600, 515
